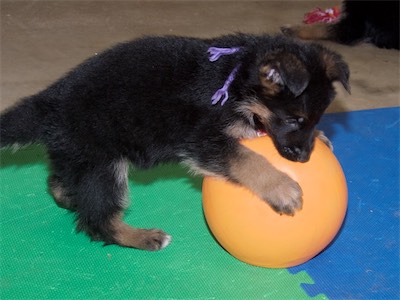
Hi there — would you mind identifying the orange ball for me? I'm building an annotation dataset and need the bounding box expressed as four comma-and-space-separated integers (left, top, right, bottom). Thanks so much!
202, 136, 347, 268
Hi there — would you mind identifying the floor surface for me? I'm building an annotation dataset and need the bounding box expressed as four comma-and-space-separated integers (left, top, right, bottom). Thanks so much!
1, 1, 399, 299
1, 108, 399, 299
1, 0, 399, 112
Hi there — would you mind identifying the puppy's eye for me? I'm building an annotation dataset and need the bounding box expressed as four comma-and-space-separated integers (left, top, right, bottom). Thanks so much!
285, 118, 298, 125
285, 117, 304, 126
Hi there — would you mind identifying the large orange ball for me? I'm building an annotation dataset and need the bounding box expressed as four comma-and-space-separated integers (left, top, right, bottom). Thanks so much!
202, 136, 347, 268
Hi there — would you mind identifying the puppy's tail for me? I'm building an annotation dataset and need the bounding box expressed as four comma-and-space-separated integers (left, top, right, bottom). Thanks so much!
0, 93, 51, 148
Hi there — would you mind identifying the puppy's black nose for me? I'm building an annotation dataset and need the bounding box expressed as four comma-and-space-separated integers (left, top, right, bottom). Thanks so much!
295, 150, 310, 162
282, 146, 311, 162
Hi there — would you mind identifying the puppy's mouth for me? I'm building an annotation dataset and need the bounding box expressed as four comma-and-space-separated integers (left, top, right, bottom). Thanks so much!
278, 146, 311, 162
252, 115, 311, 162
253, 115, 268, 134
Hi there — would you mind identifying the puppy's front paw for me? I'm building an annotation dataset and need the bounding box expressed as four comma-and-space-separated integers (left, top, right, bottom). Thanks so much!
315, 130, 333, 150
263, 173, 303, 216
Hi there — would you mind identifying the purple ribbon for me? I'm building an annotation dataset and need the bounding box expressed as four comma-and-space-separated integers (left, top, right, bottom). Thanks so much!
208, 47, 241, 106
211, 64, 240, 106
207, 47, 241, 62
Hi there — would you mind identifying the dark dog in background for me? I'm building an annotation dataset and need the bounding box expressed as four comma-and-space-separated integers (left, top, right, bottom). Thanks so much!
0, 34, 349, 250
281, 0, 399, 50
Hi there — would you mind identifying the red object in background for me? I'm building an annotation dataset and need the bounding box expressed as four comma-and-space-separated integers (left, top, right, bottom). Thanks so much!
303, 6, 341, 24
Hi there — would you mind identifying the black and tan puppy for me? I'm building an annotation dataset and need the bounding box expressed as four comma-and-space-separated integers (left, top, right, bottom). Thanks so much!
0, 34, 349, 250
281, 0, 399, 50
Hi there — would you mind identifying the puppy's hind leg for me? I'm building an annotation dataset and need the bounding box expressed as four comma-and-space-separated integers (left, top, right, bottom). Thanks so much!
281, 14, 365, 46
52, 157, 171, 251
48, 174, 77, 211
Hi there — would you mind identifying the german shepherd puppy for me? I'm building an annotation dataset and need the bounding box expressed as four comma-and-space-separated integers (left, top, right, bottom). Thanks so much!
281, 0, 399, 50
0, 34, 349, 250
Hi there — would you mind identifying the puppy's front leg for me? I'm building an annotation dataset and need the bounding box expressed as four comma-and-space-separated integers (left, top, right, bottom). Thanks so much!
229, 145, 303, 216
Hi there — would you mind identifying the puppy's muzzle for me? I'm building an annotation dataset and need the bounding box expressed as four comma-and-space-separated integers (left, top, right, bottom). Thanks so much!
281, 146, 311, 163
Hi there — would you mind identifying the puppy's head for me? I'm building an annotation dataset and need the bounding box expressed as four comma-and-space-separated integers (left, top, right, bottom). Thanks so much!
240, 43, 349, 162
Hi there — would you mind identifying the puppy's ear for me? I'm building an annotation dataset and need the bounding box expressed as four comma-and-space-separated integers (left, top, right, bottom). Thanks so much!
259, 53, 310, 97
322, 49, 351, 93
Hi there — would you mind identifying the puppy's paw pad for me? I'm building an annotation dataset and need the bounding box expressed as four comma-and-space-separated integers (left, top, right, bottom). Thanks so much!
263, 174, 303, 216
143, 229, 172, 251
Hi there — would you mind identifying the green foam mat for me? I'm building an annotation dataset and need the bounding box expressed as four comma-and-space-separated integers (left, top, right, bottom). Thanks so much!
0, 146, 325, 299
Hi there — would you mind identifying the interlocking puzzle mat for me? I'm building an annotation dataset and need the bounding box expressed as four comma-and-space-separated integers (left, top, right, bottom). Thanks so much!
290, 106, 399, 299
1, 107, 398, 299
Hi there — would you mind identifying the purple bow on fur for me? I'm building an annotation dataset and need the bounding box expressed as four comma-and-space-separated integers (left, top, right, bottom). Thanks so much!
210, 65, 240, 106
207, 47, 241, 62
208, 47, 241, 106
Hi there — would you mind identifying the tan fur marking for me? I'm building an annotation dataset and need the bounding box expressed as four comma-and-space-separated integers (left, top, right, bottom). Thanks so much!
51, 184, 64, 203
181, 158, 221, 177
49, 179, 75, 210
112, 159, 129, 185
110, 159, 130, 208
259, 65, 282, 96
322, 50, 343, 84
282, 23, 331, 40
323, 51, 335, 75
229, 145, 303, 215
235, 99, 272, 129
245, 101, 272, 123
225, 99, 273, 139
321, 49, 350, 93
225, 120, 258, 139
111, 213, 171, 250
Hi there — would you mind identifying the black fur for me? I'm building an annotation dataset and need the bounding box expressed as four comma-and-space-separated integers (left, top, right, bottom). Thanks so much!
330, 0, 399, 49
0, 34, 349, 250
281, 0, 399, 50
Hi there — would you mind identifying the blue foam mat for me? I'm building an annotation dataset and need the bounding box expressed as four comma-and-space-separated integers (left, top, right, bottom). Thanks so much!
289, 107, 400, 299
